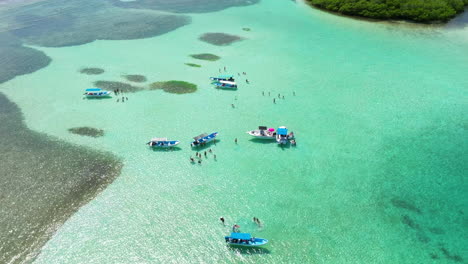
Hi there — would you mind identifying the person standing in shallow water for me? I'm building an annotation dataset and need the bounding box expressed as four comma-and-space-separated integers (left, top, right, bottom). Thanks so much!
220, 217, 225, 225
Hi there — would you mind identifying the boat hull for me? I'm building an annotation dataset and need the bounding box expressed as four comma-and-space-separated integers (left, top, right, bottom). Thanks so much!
247, 131, 275, 139
225, 237, 268, 247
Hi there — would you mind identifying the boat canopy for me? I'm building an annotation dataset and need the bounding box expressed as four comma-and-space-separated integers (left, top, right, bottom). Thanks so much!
277, 127, 288, 135
152, 138, 168, 141
86, 88, 102, 91
259, 126, 267, 130
219, 80, 236, 85
218, 75, 234, 78
230, 233, 251, 240
194, 133, 208, 140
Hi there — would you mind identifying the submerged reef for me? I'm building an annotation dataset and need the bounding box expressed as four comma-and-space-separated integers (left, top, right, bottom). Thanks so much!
150, 80, 197, 94
68, 127, 105, 137
5, 0, 191, 47
190, 53, 220, 61
199, 33, 245, 46
108, 0, 260, 13
0, 93, 122, 264
185, 63, 202, 68
94, 80, 143, 93
122, 74, 147, 83
79, 67, 105, 75
0, 33, 51, 83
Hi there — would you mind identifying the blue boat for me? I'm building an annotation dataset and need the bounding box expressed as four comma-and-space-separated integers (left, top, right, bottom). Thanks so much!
213, 80, 237, 89
84, 88, 111, 97
210, 75, 235, 82
276, 126, 294, 145
225, 232, 268, 247
147, 138, 180, 148
191, 132, 218, 147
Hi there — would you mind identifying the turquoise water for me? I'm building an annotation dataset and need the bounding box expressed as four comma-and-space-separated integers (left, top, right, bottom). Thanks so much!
1, 0, 467, 263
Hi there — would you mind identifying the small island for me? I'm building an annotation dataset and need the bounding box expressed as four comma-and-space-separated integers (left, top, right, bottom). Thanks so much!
306, 0, 467, 22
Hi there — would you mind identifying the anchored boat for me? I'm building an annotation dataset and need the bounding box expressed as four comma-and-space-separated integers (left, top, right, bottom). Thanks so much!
147, 138, 180, 148
210, 75, 235, 82
225, 232, 268, 247
276, 126, 294, 145
213, 80, 237, 89
191, 132, 218, 147
84, 88, 111, 97
247, 126, 276, 139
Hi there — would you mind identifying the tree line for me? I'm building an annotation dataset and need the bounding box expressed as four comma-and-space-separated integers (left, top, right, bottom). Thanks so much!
307, 0, 467, 22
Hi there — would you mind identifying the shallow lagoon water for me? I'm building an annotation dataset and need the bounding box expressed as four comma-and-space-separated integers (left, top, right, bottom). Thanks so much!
0, 0, 467, 263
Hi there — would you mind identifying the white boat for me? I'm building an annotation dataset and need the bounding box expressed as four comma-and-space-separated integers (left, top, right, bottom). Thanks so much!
246, 126, 276, 139
210, 75, 235, 82
84, 88, 111, 97
276, 126, 294, 145
147, 138, 180, 148
225, 232, 268, 247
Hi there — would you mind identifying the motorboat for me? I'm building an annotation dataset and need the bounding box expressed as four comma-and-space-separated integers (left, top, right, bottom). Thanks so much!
276, 126, 294, 145
210, 75, 235, 82
246, 126, 276, 139
84, 88, 111, 97
213, 80, 237, 89
147, 138, 180, 148
225, 232, 268, 247
191, 132, 218, 147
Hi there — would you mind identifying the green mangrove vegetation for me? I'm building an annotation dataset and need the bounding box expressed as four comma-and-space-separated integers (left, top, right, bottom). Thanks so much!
199, 33, 244, 46
307, 0, 468, 22
150, 80, 197, 94
185, 63, 202, 68
94, 81, 143, 93
190, 53, 220, 61
122, 74, 147, 83
68, 127, 105, 137
79, 67, 104, 75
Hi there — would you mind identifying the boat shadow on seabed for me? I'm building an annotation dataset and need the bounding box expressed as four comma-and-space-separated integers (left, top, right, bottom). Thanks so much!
149, 147, 182, 152
227, 246, 271, 255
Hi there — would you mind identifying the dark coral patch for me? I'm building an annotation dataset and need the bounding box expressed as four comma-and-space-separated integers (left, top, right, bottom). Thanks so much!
80, 68, 105, 75
401, 215, 420, 230
199, 33, 244, 46
122, 74, 147, 83
68, 127, 104, 138
150, 80, 197, 94
94, 81, 143, 93
108, 0, 260, 13
6, 0, 191, 47
185, 63, 201, 68
190, 53, 220, 61
0, 33, 51, 83
391, 198, 422, 214
0, 93, 122, 264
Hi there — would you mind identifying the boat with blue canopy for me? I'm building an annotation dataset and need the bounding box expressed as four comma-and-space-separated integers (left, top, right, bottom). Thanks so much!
210, 75, 235, 82
276, 126, 294, 144
147, 138, 180, 148
213, 80, 237, 89
84, 88, 111, 97
225, 232, 268, 247
191, 132, 218, 147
